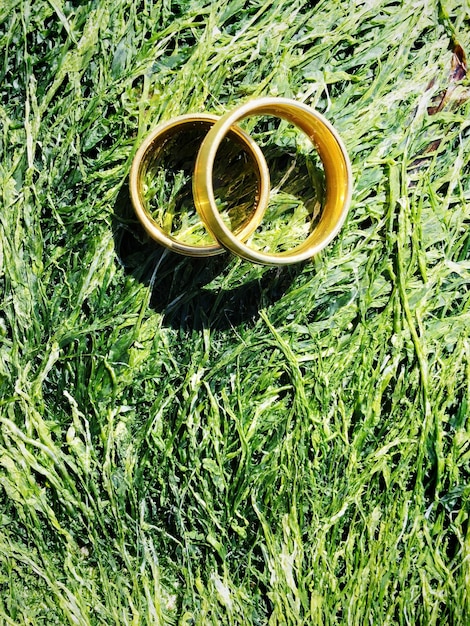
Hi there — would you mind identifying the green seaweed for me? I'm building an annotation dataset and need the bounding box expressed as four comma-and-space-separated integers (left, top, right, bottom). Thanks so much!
0, 0, 469, 624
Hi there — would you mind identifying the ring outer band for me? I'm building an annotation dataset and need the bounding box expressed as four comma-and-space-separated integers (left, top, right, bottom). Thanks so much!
193, 98, 353, 265
129, 113, 270, 257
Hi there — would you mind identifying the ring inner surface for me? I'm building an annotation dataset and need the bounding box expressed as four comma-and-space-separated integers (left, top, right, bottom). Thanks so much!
141, 120, 261, 247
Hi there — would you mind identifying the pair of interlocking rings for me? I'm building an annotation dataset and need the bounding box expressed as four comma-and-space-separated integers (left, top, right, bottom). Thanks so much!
130, 97, 352, 266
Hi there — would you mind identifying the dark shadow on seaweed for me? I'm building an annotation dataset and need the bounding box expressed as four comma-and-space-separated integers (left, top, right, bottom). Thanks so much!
113, 182, 301, 331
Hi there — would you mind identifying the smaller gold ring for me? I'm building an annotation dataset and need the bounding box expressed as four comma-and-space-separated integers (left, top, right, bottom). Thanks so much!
129, 114, 270, 257
193, 98, 352, 265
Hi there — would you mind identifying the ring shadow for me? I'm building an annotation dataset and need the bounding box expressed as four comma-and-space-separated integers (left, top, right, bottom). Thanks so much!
113, 182, 302, 331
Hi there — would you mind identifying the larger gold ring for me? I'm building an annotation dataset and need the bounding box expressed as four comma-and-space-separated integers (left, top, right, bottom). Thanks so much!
130, 114, 270, 257
193, 98, 352, 265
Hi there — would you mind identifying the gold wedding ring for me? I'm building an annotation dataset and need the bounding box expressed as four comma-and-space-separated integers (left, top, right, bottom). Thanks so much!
130, 99, 352, 265
130, 114, 270, 257
193, 97, 352, 265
